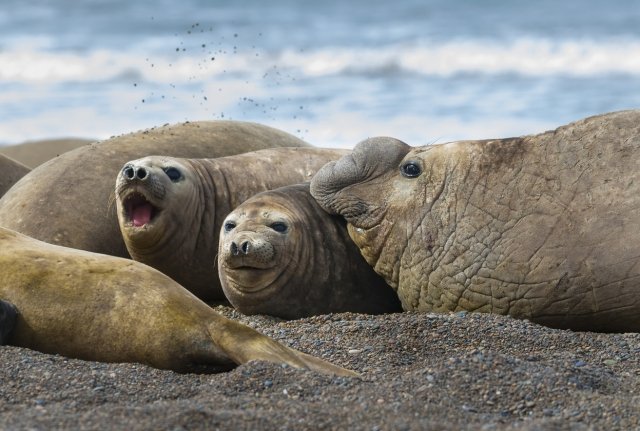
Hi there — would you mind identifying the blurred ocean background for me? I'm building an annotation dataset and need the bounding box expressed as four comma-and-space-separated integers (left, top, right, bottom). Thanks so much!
1, 0, 639, 147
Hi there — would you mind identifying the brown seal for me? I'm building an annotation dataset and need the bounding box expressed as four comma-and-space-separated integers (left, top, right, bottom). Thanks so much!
0, 154, 29, 197
311, 110, 640, 332
115, 148, 349, 301
0, 138, 94, 168
0, 121, 310, 258
0, 227, 356, 376
218, 183, 402, 318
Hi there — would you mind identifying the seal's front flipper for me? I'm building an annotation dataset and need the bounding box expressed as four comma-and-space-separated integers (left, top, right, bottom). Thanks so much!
0, 300, 18, 345
210, 318, 360, 377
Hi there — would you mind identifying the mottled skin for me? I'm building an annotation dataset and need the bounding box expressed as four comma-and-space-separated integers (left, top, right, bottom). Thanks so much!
0, 227, 355, 376
311, 110, 640, 332
218, 183, 402, 318
115, 148, 349, 301
0, 121, 309, 258
0, 154, 29, 197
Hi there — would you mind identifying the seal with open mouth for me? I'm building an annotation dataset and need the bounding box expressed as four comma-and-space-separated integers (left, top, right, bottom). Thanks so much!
0, 121, 310, 258
115, 147, 350, 301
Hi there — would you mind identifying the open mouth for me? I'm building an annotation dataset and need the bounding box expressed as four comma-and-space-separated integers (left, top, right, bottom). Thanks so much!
123, 192, 159, 228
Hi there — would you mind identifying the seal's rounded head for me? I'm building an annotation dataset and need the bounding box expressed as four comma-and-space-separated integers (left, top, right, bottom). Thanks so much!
115, 156, 197, 241
218, 193, 298, 296
310, 136, 415, 229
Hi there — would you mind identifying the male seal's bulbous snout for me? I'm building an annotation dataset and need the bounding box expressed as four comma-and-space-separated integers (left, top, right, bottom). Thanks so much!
122, 164, 149, 181
230, 240, 251, 256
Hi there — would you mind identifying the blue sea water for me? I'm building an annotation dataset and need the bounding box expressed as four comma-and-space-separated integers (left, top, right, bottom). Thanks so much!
1, 0, 639, 147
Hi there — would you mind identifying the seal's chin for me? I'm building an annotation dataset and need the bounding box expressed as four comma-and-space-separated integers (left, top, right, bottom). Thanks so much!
123, 192, 160, 228
222, 265, 280, 294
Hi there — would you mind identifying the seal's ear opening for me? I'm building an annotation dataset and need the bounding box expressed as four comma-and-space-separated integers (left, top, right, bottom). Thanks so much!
0, 300, 18, 345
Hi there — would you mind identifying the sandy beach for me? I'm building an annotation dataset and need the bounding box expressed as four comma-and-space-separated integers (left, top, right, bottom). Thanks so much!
1, 305, 638, 430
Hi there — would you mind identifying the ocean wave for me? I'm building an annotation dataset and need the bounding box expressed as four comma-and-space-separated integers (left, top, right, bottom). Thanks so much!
2, 38, 640, 84
285, 38, 640, 77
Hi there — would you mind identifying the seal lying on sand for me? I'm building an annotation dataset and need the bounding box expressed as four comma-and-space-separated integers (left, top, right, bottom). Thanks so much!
311, 110, 640, 332
0, 121, 309, 258
115, 149, 349, 301
0, 154, 29, 198
0, 138, 94, 168
0, 227, 355, 376
218, 183, 402, 318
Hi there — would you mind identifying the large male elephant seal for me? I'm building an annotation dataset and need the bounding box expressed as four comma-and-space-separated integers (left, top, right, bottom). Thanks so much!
0, 121, 309, 258
218, 183, 402, 318
115, 148, 349, 300
311, 110, 640, 332
0, 227, 355, 376
0, 154, 29, 197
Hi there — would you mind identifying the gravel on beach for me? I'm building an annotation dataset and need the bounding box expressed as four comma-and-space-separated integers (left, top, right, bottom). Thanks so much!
1, 307, 639, 430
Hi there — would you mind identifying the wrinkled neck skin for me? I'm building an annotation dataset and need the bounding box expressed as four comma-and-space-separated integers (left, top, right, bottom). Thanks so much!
344, 144, 455, 304
134, 149, 342, 301
133, 159, 221, 300
220, 190, 326, 318
125, 148, 348, 301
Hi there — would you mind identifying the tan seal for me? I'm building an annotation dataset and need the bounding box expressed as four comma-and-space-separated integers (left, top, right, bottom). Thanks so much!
311, 110, 640, 332
0, 227, 355, 376
0, 121, 310, 258
218, 183, 402, 318
0, 138, 94, 168
115, 148, 349, 301
0, 154, 29, 197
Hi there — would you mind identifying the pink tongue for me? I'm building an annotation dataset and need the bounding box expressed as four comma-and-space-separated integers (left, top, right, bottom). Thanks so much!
132, 204, 152, 227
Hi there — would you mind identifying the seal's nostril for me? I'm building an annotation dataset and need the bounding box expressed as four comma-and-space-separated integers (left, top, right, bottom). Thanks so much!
241, 241, 250, 254
136, 167, 148, 180
123, 166, 134, 179
231, 242, 239, 256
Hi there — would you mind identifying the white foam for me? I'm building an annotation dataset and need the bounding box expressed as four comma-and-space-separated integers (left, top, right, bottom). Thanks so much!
2, 37, 640, 84
281, 37, 640, 77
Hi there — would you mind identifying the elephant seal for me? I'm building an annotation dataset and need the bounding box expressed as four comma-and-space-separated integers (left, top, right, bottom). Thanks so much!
0, 121, 309, 258
0, 227, 355, 376
115, 148, 349, 301
0, 300, 17, 345
218, 183, 402, 318
0, 154, 29, 197
0, 138, 94, 168
311, 110, 640, 332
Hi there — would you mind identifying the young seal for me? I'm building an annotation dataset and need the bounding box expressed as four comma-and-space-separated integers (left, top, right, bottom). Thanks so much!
0, 227, 355, 376
115, 148, 349, 301
0, 154, 29, 197
311, 110, 640, 332
218, 183, 402, 318
0, 121, 309, 258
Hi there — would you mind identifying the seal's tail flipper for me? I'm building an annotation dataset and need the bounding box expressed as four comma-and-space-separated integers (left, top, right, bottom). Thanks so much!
210, 319, 360, 377
0, 300, 18, 345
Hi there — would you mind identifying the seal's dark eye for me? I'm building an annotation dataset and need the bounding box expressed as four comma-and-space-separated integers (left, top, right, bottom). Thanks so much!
224, 221, 236, 232
400, 161, 421, 178
163, 167, 182, 182
270, 222, 288, 233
